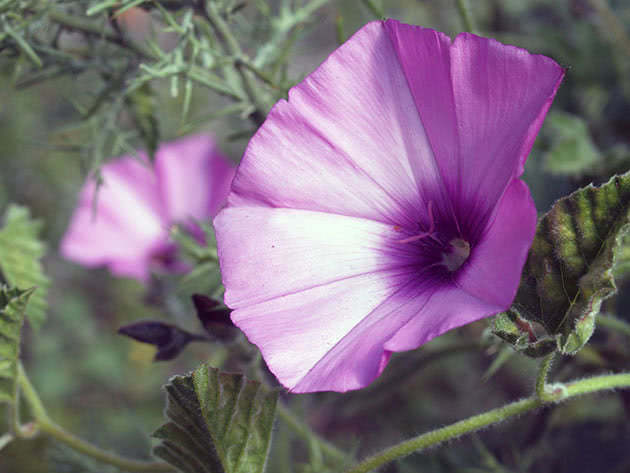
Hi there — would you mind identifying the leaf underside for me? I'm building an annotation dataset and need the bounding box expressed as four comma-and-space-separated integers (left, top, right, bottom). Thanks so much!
0, 205, 49, 330
153, 364, 278, 473
495, 171, 630, 355
0, 285, 33, 403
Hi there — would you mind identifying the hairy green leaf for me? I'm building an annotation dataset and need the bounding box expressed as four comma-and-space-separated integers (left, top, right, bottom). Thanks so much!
153, 364, 278, 473
510, 172, 630, 354
0, 285, 33, 404
0, 205, 49, 329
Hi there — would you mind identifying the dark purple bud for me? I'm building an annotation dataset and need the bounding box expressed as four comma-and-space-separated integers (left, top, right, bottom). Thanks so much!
192, 294, 236, 341
118, 320, 207, 361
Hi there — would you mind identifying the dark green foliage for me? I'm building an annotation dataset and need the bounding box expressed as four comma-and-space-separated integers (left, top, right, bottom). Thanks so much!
495, 172, 630, 355
153, 365, 278, 473
0, 285, 33, 403
0, 206, 49, 329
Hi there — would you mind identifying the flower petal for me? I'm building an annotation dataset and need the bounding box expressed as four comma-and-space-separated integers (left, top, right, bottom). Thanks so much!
215, 207, 406, 308
231, 273, 429, 392
155, 134, 235, 223
228, 21, 446, 228
385, 19, 564, 235
61, 157, 167, 281
449, 33, 563, 228
383, 285, 502, 353
456, 178, 538, 307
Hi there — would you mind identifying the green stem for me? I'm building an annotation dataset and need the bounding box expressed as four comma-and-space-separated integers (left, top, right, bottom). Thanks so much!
565, 373, 630, 397
17, 364, 49, 422
361, 0, 385, 19
47, 8, 156, 59
203, 2, 272, 123
276, 403, 349, 464
598, 313, 630, 338
253, 0, 332, 68
535, 352, 555, 399
455, 0, 476, 34
344, 372, 630, 473
17, 365, 174, 473
35, 420, 173, 472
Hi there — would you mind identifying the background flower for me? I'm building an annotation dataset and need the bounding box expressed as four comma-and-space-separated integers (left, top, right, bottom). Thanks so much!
215, 20, 564, 393
61, 134, 235, 282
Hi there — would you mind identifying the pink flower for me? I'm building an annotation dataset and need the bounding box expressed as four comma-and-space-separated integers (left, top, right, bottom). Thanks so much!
214, 20, 564, 393
61, 134, 235, 282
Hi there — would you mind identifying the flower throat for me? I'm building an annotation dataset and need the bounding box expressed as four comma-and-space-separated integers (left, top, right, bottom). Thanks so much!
397, 201, 471, 273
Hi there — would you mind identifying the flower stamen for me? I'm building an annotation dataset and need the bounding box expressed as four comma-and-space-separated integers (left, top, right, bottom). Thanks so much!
397, 201, 439, 244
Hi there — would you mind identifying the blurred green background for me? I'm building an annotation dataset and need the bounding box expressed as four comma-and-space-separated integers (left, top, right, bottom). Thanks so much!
1, 1, 630, 472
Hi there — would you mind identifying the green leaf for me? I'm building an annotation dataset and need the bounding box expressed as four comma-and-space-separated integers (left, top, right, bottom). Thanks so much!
0, 285, 34, 404
153, 364, 278, 473
492, 310, 557, 358
614, 233, 630, 280
544, 111, 600, 177
0, 205, 49, 330
511, 172, 630, 354
170, 222, 224, 297
177, 262, 223, 299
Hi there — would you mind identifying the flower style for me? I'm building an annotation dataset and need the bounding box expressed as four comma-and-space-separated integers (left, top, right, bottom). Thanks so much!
61, 134, 235, 282
214, 20, 564, 393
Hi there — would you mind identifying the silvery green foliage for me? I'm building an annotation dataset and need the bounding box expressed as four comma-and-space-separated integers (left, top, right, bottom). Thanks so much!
0, 0, 331, 168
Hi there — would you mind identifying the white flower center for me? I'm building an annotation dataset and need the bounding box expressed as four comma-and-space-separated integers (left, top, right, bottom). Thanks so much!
441, 238, 470, 272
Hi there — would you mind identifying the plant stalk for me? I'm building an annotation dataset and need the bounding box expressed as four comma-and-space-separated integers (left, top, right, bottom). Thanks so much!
455, 0, 476, 33
344, 372, 630, 473
17, 364, 173, 473
535, 352, 556, 400
203, 2, 272, 124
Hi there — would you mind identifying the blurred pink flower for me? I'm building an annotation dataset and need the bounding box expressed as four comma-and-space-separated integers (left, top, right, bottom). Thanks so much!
62, 134, 235, 282
214, 20, 564, 392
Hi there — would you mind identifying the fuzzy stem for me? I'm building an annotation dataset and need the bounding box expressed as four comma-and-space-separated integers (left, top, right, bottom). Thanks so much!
17, 365, 173, 473
344, 372, 630, 473
535, 352, 556, 400
455, 0, 476, 33
598, 313, 630, 338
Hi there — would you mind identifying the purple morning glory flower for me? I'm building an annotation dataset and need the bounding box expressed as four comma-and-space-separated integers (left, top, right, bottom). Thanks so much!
61, 134, 235, 282
214, 20, 564, 393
